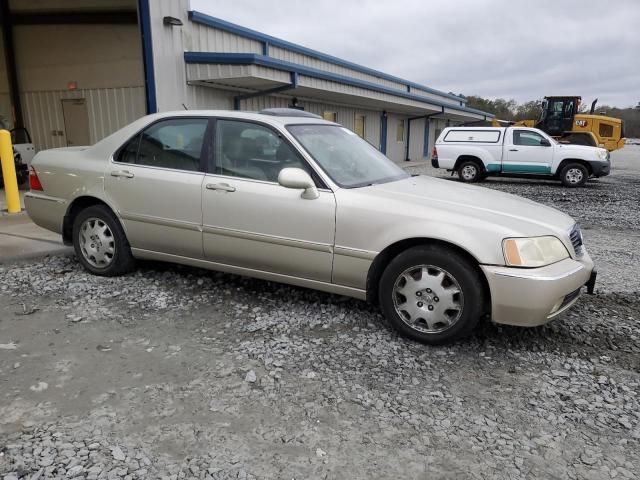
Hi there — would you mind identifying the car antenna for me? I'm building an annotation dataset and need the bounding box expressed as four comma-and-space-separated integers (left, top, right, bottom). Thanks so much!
182, 103, 188, 110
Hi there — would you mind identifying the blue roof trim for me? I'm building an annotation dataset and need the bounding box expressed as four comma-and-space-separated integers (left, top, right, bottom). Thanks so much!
188, 10, 466, 104
184, 52, 493, 118
138, 0, 157, 113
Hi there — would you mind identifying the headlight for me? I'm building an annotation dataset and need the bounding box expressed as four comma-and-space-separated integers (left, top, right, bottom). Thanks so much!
597, 149, 608, 161
503, 236, 569, 267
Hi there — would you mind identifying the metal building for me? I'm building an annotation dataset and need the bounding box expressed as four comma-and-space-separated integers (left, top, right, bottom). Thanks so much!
0, 0, 492, 163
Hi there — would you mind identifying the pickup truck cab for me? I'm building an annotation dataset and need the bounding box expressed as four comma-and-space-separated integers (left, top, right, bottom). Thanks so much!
432, 126, 611, 187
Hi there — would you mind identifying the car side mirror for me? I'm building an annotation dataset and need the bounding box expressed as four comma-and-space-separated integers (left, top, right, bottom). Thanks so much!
540, 138, 551, 147
278, 167, 319, 200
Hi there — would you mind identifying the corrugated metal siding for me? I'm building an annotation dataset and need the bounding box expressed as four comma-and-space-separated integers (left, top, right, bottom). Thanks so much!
269, 46, 407, 92
149, 0, 190, 111
298, 75, 442, 113
186, 63, 291, 84
189, 24, 263, 54
21, 86, 145, 150
409, 86, 464, 105
408, 117, 426, 161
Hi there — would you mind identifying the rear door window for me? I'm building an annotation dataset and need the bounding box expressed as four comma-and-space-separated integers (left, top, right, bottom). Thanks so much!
117, 118, 209, 171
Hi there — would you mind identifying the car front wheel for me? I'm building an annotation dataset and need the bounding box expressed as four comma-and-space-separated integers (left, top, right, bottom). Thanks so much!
560, 163, 588, 187
72, 205, 135, 276
379, 245, 485, 344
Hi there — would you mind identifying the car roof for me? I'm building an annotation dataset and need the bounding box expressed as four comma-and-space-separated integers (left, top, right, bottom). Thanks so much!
146, 110, 336, 127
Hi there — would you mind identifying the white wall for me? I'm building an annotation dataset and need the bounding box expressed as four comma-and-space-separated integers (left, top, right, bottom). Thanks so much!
22, 86, 145, 150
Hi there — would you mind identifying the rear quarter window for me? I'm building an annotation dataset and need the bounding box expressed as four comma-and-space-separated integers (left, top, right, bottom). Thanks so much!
443, 130, 501, 143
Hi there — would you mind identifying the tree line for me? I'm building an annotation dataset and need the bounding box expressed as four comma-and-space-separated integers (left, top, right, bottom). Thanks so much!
464, 95, 640, 138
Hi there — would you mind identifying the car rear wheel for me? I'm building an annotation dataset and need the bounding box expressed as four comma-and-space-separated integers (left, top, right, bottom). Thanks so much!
560, 163, 588, 187
379, 245, 485, 344
457, 161, 483, 183
72, 205, 135, 276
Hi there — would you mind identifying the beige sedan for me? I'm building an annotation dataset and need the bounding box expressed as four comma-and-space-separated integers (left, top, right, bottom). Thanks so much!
25, 109, 595, 344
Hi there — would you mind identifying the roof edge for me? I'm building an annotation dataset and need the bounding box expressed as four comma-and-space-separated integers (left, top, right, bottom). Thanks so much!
188, 10, 466, 104
184, 52, 493, 118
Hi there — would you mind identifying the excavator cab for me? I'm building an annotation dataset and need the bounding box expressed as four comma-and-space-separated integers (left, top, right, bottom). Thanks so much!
536, 96, 581, 136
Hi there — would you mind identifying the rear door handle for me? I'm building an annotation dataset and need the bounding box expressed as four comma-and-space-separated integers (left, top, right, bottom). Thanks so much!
206, 182, 236, 192
110, 170, 134, 178
509, 149, 519, 152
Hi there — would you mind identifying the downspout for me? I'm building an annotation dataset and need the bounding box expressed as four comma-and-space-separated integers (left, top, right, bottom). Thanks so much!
0, 0, 24, 127
380, 110, 388, 154
234, 72, 298, 110
138, 0, 157, 113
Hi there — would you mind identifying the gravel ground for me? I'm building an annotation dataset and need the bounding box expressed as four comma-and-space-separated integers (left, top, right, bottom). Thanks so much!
1, 147, 639, 479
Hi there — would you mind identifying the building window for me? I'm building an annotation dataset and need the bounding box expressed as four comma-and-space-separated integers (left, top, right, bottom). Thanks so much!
599, 123, 614, 138
396, 119, 405, 142
354, 114, 366, 138
323, 111, 337, 122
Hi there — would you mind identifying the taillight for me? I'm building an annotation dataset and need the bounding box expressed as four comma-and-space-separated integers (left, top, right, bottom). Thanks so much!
29, 166, 43, 191
432, 147, 438, 160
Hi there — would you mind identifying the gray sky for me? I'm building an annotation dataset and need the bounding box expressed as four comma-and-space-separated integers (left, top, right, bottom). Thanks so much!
191, 0, 640, 108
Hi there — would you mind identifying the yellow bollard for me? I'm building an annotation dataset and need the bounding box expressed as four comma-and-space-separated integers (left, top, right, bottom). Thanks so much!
0, 129, 21, 213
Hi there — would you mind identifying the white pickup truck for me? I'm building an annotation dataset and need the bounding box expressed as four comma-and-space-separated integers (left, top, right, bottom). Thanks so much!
432, 126, 611, 187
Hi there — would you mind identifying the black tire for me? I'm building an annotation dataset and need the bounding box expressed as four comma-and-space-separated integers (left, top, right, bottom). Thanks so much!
72, 205, 135, 276
457, 160, 484, 183
559, 162, 589, 188
16, 170, 28, 186
378, 244, 485, 345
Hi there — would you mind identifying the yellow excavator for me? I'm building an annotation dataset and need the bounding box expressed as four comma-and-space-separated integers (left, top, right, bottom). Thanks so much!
491, 96, 626, 152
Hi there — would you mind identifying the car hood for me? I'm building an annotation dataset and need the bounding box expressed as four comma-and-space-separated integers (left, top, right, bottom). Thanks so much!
363, 175, 576, 236
555, 143, 604, 157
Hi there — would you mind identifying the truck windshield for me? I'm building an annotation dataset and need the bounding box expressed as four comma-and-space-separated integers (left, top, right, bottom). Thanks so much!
287, 124, 409, 188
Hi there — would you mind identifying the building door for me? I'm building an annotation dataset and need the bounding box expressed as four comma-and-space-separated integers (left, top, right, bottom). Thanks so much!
61, 99, 91, 146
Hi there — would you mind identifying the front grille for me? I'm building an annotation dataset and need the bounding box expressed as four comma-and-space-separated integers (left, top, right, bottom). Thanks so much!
569, 224, 584, 256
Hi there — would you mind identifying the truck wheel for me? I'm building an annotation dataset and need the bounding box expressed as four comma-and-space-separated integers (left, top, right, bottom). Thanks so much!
72, 205, 136, 276
457, 161, 483, 183
560, 163, 588, 187
378, 244, 485, 345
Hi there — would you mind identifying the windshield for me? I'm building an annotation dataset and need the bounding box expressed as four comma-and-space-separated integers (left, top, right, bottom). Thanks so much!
287, 124, 410, 188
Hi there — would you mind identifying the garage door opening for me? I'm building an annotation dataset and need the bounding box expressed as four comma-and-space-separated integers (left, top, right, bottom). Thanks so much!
0, 0, 148, 151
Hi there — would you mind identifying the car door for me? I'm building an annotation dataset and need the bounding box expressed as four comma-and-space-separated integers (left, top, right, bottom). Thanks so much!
105, 117, 210, 259
202, 119, 336, 282
503, 129, 554, 174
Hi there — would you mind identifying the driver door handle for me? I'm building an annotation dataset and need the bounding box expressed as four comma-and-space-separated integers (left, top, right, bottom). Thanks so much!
206, 182, 236, 192
110, 170, 134, 178
509, 149, 519, 152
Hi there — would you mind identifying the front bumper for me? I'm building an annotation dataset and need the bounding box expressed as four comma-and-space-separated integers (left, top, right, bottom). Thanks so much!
480, 250, 595, 327
589, 160, 611, 177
